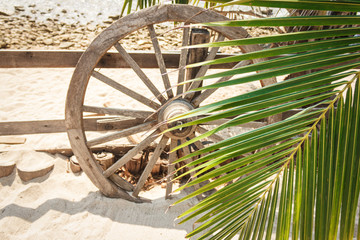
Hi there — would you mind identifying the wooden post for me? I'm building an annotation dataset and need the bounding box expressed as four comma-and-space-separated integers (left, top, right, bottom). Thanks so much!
185, 28, 210, 98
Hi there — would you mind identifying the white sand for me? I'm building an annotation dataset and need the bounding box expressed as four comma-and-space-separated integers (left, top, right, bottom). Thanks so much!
0, 151, 201, 240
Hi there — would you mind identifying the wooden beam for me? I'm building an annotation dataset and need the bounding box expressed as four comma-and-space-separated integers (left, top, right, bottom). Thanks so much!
0, 117, 144, 135
0, 50, 236, 69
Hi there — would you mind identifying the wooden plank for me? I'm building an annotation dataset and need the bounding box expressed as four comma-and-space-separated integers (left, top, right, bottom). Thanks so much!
4, 50, 353, 70
177, 26, 190, 96
185, 28, 211, 100
35, 144, 138, 157
0, 50, 238, 69
87, 121, 156, 147
0, 117, 144, 135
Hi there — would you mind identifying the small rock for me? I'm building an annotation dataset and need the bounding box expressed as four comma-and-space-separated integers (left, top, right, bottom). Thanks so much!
43, 38, 53, 45
103, 19, 113, 24
0, 41, 7, 48
15, 6, 25, 11
109, 15, 120, 20
59, 42, 74, 49
29, 4, 36, 8
61, 9, 67, 13
0, 7, 15, 16
87, 24, 96, 31
60, 34, 71, 41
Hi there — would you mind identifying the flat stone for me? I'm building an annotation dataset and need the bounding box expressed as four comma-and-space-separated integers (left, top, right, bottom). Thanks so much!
0, 41, 7, 48
59, 42, 74, 49
109, 15, 120, 20
87, 24, 96, 31
0, 7, 15, 16
14, 6, 25, 11
103, 19, 113, 24
43, 38, 53, 45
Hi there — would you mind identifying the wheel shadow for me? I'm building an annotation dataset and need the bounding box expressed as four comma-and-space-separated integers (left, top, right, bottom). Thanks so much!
0, 188, 199, 232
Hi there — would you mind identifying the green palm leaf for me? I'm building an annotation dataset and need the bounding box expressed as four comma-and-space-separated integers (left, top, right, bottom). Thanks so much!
169, 1, 360, 239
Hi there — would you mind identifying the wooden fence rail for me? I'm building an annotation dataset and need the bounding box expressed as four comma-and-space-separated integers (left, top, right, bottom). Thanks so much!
0, 50, 236, 69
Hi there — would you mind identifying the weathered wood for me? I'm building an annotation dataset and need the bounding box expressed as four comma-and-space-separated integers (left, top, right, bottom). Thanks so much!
87, 121, 156, 147
147, 24, 174, 99
0, 159, 16, 178
92, 71, 160, 110
0, 50, 239, 69
181, 139, 202, 200
103, 131, 159, 178
16, 154, 55, 182
177, 26, 190, 96
36, 144, 140, 157
125, 152, 143, 175
185, 28, 211, 98
109, 173, 134, 191
0, 117, 144, 135
65, 4, 279, 199
83, 105, 153, 119
114, 43, 166, 104
185, 33, 225, 101
133, 135, 168, 197
93, 152, 114, 171
165, 139, 177, 199
69, 155, 82, 173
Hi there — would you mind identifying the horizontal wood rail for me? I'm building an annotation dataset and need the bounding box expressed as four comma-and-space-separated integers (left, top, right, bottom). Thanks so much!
0, 117, 145, 135
1, 50, 357, 69
0, 50, 237, 69
0, 108, 308, 136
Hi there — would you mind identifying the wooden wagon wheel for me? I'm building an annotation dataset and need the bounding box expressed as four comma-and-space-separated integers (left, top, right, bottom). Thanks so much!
65, 4, 277, 202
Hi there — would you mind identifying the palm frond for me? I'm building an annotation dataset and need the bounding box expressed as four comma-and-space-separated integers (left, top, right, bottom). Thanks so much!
170, 1, 360, 239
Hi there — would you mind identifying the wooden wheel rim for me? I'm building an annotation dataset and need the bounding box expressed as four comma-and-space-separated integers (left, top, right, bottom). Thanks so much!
65, 4, 276, 200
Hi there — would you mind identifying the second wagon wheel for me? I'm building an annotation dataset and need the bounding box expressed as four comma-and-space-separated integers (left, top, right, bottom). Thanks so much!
65, 4, 277, 202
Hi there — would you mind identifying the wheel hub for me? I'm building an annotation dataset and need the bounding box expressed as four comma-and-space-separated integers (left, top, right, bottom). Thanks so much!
158, 99, 197, 139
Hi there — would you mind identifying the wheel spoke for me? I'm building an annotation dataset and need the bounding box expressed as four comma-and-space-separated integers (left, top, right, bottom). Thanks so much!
198, 117, 267, 128
196, 126, 224, 143
181, 139, 200, 193
103, 130, 159, 178
92, 71, 160, 110
87, 121, 156, 147
147, 24, 174, 99
185, 34, 225, 101
133, 135, 169, 197
191, 60, 252, 106
83, 105, 153, 119
166, 139, 177, 199
114, 42, 166, 104
176, 26, 190, 96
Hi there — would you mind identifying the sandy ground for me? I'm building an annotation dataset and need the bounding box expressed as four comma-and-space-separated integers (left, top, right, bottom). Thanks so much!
0, 151, 202, 240
0, 66, 259, 239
